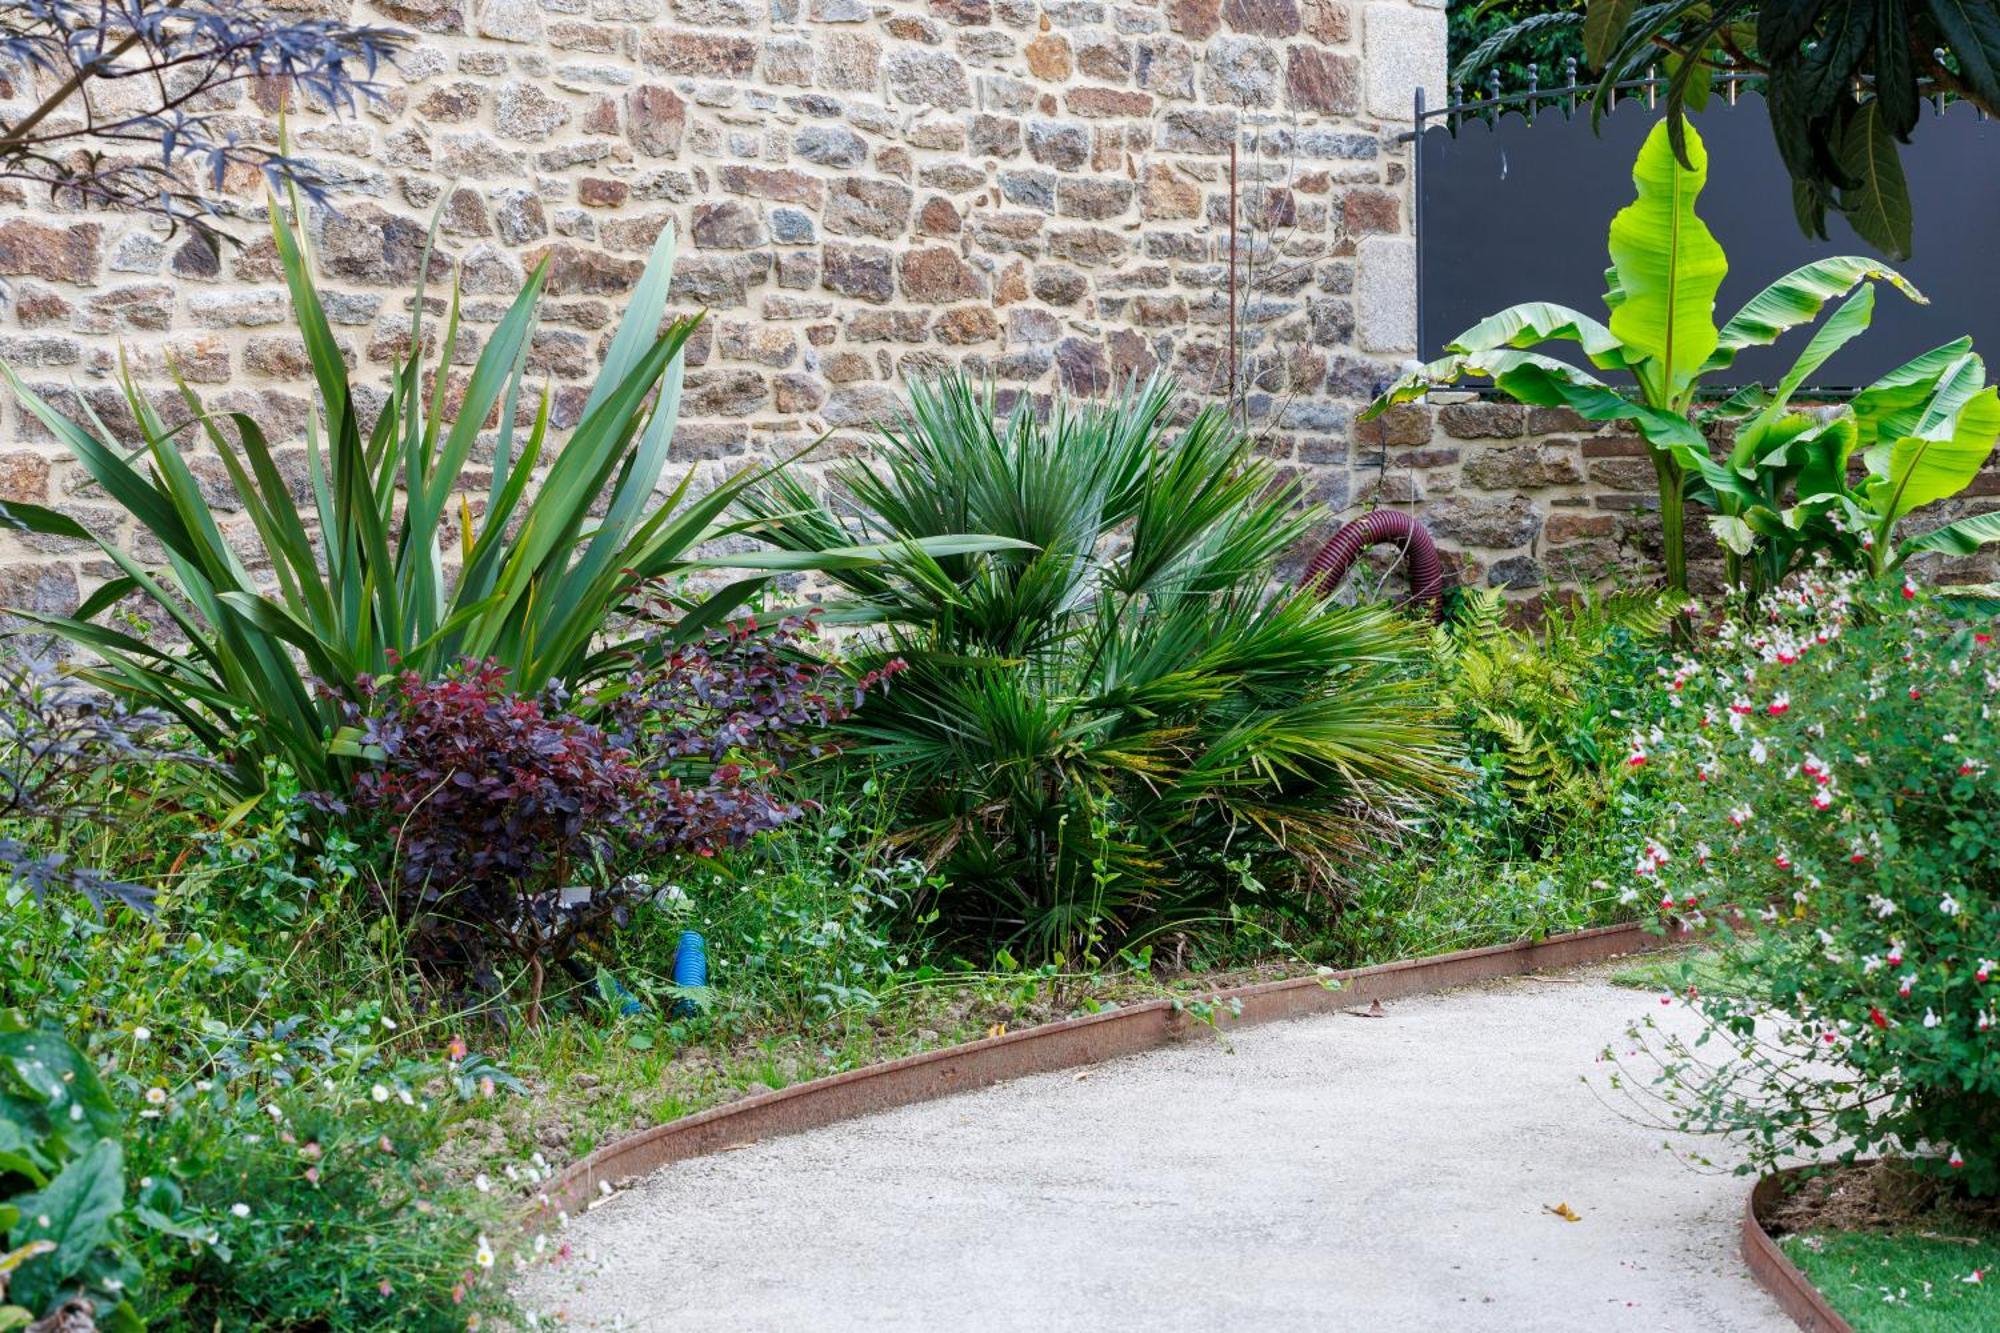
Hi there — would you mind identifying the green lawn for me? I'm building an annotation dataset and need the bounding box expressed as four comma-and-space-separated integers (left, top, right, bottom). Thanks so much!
1781, 1230, 1999, 1332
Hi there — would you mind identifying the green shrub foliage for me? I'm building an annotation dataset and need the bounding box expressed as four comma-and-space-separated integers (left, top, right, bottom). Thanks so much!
0, 1020, 141, 1328
740, 374, 1455, 956
1618, 573, 2000, 1192
1433, 586, 1680, 855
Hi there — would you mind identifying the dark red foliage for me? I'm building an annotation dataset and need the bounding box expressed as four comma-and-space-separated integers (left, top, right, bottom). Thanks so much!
336, 615, 900, 1003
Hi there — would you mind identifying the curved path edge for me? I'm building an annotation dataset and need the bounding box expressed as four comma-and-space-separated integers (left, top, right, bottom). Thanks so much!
525, 919, 1684, 1230
1741, 1168, 1858, 1333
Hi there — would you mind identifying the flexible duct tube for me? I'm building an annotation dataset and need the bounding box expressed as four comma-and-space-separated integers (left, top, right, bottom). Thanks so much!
671, 930, 708, 1018
1302, 510, 1447, 621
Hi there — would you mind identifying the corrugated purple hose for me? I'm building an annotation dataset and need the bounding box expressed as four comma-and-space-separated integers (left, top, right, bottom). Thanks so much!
1302, 509, 1446, 621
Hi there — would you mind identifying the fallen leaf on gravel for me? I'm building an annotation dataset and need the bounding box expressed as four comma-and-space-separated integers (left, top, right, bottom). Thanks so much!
1544, 1202, 1582, 1222
1343, 1000, 1386, 1019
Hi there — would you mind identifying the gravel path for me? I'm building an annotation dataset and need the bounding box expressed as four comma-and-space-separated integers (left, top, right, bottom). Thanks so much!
516, 963, 1792, 1332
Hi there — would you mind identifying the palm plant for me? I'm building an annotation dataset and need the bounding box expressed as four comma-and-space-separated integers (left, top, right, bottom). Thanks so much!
0, 201, 995, 796
740, 374, 1455, 956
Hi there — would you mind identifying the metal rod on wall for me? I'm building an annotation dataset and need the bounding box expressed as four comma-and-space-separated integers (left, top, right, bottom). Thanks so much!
1413, 83, 1425, 362
1227, 139, 1237, 413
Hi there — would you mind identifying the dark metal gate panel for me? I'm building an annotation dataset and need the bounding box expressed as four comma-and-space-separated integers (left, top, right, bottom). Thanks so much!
1418, 94, 2000, 391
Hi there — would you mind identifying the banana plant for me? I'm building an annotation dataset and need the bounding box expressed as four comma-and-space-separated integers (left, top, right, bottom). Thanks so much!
0, 198, 1019, 796
1781, 342, 2000, 579
1364, 117, 1922, 593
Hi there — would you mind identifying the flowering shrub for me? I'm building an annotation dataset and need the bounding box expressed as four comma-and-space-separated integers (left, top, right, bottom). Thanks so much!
0, 836, 516, 1326
1613, 572, 2000, 1192
121, 1011, 512, 1330
337, 616, 894, 1008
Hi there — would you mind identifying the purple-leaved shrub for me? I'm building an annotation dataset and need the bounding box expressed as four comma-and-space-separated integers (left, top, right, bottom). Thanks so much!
334, 615, 899, 1012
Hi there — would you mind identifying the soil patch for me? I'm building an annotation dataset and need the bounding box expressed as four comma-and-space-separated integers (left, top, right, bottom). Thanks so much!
1761, 1160, 2000, 1239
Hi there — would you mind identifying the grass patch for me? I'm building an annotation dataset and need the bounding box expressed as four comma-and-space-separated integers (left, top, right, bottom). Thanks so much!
1781, 1229, 1999, 1332
1608, 946, 1725, 993
1606, 940, 1775, 1000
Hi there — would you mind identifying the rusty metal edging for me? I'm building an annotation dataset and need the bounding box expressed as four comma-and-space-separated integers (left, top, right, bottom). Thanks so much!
1741, 1169, 1858, 1333
527, 919, 1677, 1228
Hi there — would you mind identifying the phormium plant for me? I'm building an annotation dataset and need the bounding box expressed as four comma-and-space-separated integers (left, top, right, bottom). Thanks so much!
0, 200, 993, 800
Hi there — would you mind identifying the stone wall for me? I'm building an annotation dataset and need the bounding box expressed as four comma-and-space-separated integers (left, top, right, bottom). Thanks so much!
0, 0, 1457, 618
1360, 396, 2000, 605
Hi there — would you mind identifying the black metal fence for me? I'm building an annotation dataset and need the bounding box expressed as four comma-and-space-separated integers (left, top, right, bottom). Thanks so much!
1415, 76, 2000, 391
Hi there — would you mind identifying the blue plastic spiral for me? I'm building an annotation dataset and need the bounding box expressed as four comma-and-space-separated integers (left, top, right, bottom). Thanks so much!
670, 930, 708, 1017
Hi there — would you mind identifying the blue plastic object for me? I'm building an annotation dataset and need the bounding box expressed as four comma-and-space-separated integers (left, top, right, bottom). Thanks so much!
605, 974, 643, 1017
670, 930, 707, 1018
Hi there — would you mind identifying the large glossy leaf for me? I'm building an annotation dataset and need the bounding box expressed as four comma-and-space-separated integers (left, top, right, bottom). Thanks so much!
5, 1139, 122, 1306
1445, 302, 1632, 370
1927, 0, 2000, 114
1583, 0, 1639, 67
0, 1028, 119, 1165
1901, 510, 2000, 558
1852, 338, 1978, 445
1867, 381, 2000, 523
1728, 288, 1879, 470
1366, 349, 1736, 496
1793, 417, 1862, 505
1605, 118, 1727, 404
1834, 96, 1913, 260
1707, 256, 1922, 369
1709, 513, 1757, 555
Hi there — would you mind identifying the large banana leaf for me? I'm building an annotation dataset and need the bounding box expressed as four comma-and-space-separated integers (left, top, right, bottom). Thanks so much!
1706, 256, 1923, 371
1851, 338, 1978, 445
1368, 349, 1750, 505
1863, 354, 2000, 524
1604, 119, 1728, 406
1727, 287, 1881, 473
1902, 511, 2000, 559
1444, 302, 1632, 371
